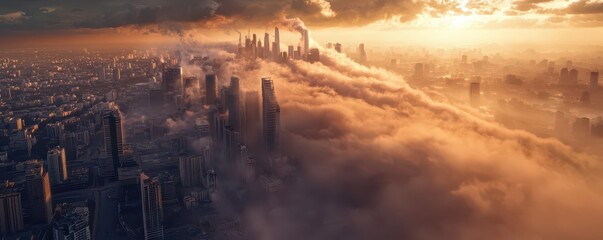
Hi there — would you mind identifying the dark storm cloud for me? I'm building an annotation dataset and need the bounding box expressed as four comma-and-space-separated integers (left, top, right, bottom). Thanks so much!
566, 0, 603, 14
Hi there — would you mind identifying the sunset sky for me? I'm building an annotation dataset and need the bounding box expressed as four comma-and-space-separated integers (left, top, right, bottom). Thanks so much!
2, 0, 603, 47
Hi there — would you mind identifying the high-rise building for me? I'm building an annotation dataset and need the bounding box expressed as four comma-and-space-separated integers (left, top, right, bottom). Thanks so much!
228, 77, 241, 131
244, 91, 261, 151
288, 45, 294, 60
262, 78, 280, 156
113, 68, 121, 81
555, 111, 570, 136
414, 63, 424, 80
0, 182, 24, 235
52, 203, 91, 240
573, 117, 591, 137
47, 123, 64, 140
102, 110, 125, 178
334, 43, 342, 53
206, 170, 217, 193
162, 67, 183, 95
47, 147, 68, 185
307, 48, 320, 63
140, 173, 164, 240
223, 126, 241, 163
25, 167, 53, 224
245, 157, 256, 185
560, 68, 569, 84
264, 33, 270, 58
98, 68, 106, 81
202, 146, 213, 173
358, 44, 367, 64
62, 132, 78, 162
205, 74, 218, 105
303, 29, 310, 58
274, 27, 281, 60
569, 69, 578, 85
179, 155, 204, 187
469, 82, 481, 107
590, 72, 599, 90
239, 144, 248, 181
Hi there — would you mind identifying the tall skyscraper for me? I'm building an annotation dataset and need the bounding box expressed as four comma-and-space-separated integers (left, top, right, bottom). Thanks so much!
334, 43, 342, 53
569, 69, 579, 85
274, 27, 281, 60
140, 173, 164, 240
307, 48, 320, 63
47, 147, 68, 185
25, 166, 53, 224
469, 82, 481, 107
113, 68, 120, 81
303, 29, 310, 58
179, 155, 204, 187
239, 144, 248, 181
62, 132, 78, 162
358, 44, 367, 64
560, 67, 569, 84
202, 146, 213, 173
245, 157, 256, 185
590, 72, 599, 90
262, 78, 280, 156
162, 67, 183, 95
264, 33, 270, 58
228, 77, 241, 131
288, 45, 294, 60
0, 182, 24, 235
244, 91, 261, 151
102, 110, 124, 178
205, 74, 218, 105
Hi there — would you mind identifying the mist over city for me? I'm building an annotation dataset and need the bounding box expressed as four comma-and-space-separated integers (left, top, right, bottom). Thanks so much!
2, 1, 603, 240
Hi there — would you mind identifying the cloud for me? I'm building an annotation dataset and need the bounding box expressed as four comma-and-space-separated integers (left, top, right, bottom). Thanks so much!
181, 26, 603, 239
0, 11, 29, 23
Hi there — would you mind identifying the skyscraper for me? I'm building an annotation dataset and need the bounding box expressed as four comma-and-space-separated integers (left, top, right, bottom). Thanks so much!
25, 167, 53, 224
303, 29, 310, 58
469, 82, 481, 107
288, 45, 294, 60
264, 32, 270, 58
244, 91, 261, 151
262, 78, 280, 156
334, 43, 342, 53
569, 69, 578, 85
560, 67, 569, 84
47, 147, 68, 185
162, 67, 183, 95
52, 204, 91, 240
102, 110, 124, 178
113, 68, 120, 81
228, 77, 241, 131
179, 155, 204, 187
205, 74, 218, 105
0, 182, 24, 235
590, 72, 599, 90
414, 63, 424, 81
239, 144, 248, 181
245, 157, 256, 185
274, 27, 280, 60
140, 173, 164, 240
358, 44, 367, 64
62, 132, 78, 162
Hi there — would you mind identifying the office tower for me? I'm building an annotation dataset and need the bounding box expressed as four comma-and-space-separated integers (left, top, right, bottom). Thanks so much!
307, 48, 320, 63
149, 89, 165, 107
262, 78, 281, 156
303, 29, 310, 58
274, 27, 280, 60
569, 69, 578, 85
414, 63, 424, 80
573, 117, 591, 137
0, 182, 24, 235
62, 132, 78, 162
469, 82, 481, 106
257, 40, 263, 58
98, 67, 106, 81
358, 44, 367, 63
461, 55, 468, 64
334, 43, 342, 53
113, 68, 120, 81
244, 91, 261, 151
212, 113, 227, 148
288, 45, 294, 60
25, 168, 53, 224
102, 110, 124, 178
228, 77, 241, 131
560, 67, 569, 84
179, 155, 204, 187
140, 173, 164, 240
296, 46, 302, 60
162, 67, 183, 95
52, 204, 91, 240
245, 157, 256, 185
47, 123, 64, 140
205, 74, 218, 105
264, 33, 270, 58
223, 126, 241, 163
590, 72, 599, 90
202, 146, 213, 172
47, 147, 68, 185
157, 173, 178, 206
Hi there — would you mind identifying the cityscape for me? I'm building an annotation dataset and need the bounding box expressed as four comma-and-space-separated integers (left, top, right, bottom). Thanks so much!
2, 0, 603, 240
